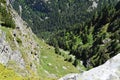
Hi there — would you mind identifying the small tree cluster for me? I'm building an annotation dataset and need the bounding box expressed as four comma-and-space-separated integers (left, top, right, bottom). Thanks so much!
0, 1, 15, 28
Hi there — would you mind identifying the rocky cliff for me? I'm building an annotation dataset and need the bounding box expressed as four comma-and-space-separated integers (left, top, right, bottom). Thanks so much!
59, 53, 120, 80
0, 0, 40, 79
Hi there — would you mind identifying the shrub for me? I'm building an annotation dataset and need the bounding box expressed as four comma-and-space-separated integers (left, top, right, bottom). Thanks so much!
73, 59, 79, 67
55, 46, 61, 55
16, 37, 22, 45
0, 2, 15, 28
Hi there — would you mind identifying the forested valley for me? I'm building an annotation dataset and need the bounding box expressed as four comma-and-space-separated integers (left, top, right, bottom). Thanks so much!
12, 0, 120, 69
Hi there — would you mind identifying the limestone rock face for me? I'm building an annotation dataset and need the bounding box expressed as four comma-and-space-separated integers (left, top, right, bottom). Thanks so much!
0, 31, 11, 65
59, 53, 120, 80
0, 3, 40, 77
0, 29, 26, 73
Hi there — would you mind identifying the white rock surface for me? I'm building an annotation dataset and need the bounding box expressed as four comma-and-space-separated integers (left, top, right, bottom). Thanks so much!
59, 53, 120, 80
0, 30, 12, 65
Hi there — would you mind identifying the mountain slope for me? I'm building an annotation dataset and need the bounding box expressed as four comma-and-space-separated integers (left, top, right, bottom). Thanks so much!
1, 0, 120, 80
35, 36, 79, 80
0, 1, 40, 79
0, 0, 80, 79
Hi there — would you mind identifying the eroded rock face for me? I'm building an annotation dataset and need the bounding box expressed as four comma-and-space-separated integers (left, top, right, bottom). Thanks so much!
59, 53, 120, 80
0, 29, 27, 75
0, 30, 12, 65
10, 50, 25, 69
0, 3, 40, 77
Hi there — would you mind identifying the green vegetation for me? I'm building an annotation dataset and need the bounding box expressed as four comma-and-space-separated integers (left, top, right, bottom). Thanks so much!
0, 63, 25, 80
12, 0, 119, 39
34, 35, 79, 79
0, 0, 6, 4
0, 63, 41, 80
0, 0, 120, 79
0, 0, 15, 28
49, 2, 120, 69
11, 0, 120, 69
16, 37, 22, 45
11, 0, 120, 70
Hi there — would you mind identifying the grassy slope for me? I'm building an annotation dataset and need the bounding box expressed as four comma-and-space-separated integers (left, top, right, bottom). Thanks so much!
0, 26, 79, 80
34, 35, 79, 80
0, 63, 26, 80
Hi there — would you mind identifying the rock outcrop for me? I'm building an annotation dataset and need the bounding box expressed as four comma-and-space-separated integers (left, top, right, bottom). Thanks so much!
0, 1, 40, 77
0, 30, 12, 65
59, 53, 120, 80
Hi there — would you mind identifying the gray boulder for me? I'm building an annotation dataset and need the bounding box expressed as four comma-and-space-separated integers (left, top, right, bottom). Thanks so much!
59, 53, 120, 80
